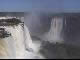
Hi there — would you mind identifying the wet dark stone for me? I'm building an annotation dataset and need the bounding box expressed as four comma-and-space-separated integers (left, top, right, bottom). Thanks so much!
0, 18, 22, 26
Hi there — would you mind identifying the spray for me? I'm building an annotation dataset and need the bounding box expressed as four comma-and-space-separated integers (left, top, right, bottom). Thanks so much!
40, 16, 64, 44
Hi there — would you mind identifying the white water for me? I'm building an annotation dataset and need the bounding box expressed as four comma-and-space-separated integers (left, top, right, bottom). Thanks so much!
0, 16, 45, 59
0, 24, 44, 59
0, 24, 26, 58
39, 17, 64, 43
24, 25, 45, 59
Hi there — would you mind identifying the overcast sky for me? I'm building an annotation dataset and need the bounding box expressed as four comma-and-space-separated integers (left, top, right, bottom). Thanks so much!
0, 0, 80, 12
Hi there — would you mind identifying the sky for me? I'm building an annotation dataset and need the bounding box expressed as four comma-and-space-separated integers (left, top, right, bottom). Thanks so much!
0, 0, 80, 12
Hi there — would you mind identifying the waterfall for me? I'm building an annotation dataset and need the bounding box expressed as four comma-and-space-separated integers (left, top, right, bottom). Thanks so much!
24, 25, 45, 59
40, 17, 64, 43
24, 24, 34, 50
0, 16, 44, 59
0, 24, 41, 59
0, 24, 26, 58
50, 17, 63, 43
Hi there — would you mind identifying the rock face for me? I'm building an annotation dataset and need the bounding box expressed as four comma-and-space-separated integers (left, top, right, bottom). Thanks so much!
63, 16, 80, 46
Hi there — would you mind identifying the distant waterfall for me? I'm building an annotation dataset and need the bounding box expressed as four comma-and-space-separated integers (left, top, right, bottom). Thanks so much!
40, 17, 64, 43
49, 17, 63, 43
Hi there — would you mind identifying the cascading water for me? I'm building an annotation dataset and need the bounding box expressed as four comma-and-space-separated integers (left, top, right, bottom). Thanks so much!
0, 24, 26, 59
24, 24, 45, 59
40, 17, 64, 43
0, 17, 45, 59
0, 17, 36, 59
50, 17, 63, 43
